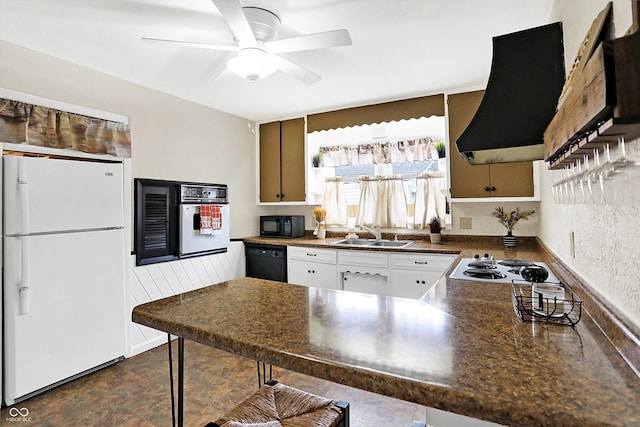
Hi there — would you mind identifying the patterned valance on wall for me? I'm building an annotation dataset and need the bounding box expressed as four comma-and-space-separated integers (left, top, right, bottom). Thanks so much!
0, 98, 131, 158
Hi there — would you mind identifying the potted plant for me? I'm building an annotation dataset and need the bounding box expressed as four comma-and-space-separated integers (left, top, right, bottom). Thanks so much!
493, 207, 535, 249
429, 215, 442, 244
435, 141, 446, 159
312, 153, 323, 168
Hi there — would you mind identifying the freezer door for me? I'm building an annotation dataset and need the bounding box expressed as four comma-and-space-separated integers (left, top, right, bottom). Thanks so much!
3, 229, 127, 404
3, 155, 124, 235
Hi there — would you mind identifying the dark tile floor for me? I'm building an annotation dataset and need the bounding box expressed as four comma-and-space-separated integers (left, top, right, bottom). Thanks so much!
2, 340, 426, 426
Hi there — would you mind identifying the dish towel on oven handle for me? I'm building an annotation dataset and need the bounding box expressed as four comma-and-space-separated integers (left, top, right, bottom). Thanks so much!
200, 205, 222, 235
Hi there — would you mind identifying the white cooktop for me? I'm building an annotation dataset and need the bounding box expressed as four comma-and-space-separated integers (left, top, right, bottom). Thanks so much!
449, 258, 559, 284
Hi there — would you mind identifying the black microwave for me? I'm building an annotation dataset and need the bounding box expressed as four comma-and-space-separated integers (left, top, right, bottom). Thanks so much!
260, 215, 305, 238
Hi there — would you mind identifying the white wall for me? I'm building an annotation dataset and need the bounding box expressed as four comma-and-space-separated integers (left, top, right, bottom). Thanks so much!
539, 0, 640, 328
0, 40, 264, 240
448, 200, 540, 236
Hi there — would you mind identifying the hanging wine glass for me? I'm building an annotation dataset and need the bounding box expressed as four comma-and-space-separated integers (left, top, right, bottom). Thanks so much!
567, 159, 581, 204
575, 155, 591, 204
552, 166, 569, 204
601, 136, 632, 205
587, 148, 604, 205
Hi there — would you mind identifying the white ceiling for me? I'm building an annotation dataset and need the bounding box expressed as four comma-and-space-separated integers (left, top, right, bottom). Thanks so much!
0, 0, 554, 123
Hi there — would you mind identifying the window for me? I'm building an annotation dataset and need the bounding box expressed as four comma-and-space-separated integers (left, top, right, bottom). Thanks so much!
307, 117, 447, 229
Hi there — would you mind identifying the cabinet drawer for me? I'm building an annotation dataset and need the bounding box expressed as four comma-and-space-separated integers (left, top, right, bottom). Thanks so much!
389, 253, 455, 271
288, 246, 336, 264
338, 250, 388, 268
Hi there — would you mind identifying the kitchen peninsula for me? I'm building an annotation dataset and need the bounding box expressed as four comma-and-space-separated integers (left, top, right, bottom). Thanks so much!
133, 239, 640, 427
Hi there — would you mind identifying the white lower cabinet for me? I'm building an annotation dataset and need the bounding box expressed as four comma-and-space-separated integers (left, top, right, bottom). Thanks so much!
389, 253, 456, 299
287, 247, 455, 299
387, 270, 436, 299
287, 246, 339, 289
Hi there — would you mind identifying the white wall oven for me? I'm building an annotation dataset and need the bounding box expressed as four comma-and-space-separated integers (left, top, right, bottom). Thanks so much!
179, 183, 229, 257
134, 179, 230, 265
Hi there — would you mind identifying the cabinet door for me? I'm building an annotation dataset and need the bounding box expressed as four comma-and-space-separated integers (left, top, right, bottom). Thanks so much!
288, 260, 338, 289
313, 263, 339, 290
449, 91, 490, 198
280, 118, 306, 202
489, 162, 534, 197
288, 259, 312, 286
388, 270, 424, 299
419, 270, 445, 294
259, 121, 282, 202
449, 91, 534, 198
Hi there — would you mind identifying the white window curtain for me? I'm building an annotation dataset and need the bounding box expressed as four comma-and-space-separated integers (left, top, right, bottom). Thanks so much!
355, 175, 407, 228
321, 177, 347, 225
414, 171, 446, 229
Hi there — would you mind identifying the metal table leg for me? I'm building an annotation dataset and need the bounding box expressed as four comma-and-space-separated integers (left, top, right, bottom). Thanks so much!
178, 337, 184, 427
168, 334, 185, 427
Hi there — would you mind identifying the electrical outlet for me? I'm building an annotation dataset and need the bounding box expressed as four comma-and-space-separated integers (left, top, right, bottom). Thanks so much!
460, 217, 472, 229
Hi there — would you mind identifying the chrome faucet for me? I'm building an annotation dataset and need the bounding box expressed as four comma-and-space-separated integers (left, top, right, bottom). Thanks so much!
359, 224, 382, 241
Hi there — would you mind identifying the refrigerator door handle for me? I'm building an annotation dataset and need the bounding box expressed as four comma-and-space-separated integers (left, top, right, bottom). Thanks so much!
18, 156, 31, 234
19, 237, 30, 315
18, 156, 31, 314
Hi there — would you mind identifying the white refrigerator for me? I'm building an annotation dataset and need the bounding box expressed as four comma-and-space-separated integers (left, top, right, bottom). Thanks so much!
3, 154, 127, 405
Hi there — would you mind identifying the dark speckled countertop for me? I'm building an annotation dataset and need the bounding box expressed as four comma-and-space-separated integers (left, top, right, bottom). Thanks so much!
133, 235, 640, 427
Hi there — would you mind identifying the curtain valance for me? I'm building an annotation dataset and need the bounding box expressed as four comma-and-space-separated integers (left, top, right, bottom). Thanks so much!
318, 137, 439, 167
0, 98, 131, 158
307, 94, 445, 133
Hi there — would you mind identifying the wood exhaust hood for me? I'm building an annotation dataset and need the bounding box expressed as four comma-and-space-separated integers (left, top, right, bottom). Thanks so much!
456, 22, 566, 165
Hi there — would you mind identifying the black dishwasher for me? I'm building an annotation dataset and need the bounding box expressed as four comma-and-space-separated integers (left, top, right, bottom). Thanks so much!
245, 243, 287, 282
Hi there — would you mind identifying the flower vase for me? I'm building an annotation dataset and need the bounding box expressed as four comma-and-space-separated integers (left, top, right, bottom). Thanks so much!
430, 232, 441, 244
317, 221, 326, 239
503, 232, 517, 249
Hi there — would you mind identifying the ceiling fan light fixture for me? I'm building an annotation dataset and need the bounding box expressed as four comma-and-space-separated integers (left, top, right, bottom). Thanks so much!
227, 47, 278, 82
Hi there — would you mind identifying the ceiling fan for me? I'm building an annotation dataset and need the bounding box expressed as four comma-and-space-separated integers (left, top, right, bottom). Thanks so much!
143, 0, 352, 85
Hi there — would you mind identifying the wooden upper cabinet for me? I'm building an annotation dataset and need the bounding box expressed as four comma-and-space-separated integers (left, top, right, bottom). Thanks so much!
280, 118, 306, 202
259, 118, 306, 203
259, 121, 282, 203
448, 91, 534, 198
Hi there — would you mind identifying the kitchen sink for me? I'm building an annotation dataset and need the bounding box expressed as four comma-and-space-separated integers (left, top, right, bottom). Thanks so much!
368, 240, 414, 247
332, 239, 414, 248
331, 239, 374, 245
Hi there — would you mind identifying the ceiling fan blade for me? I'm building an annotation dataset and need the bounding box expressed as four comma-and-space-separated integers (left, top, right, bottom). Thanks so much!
211, 0, 257, 46
142, 37, 239, 51
272, 55, 322, 85
265, 29, 352, 54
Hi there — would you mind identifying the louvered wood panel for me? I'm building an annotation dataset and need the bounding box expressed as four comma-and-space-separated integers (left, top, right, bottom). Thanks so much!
144, 192, 169, 250
128, 241, 244, 356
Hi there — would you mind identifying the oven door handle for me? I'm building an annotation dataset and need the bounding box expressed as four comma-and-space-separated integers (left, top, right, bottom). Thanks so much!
192, 212, 201, 231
